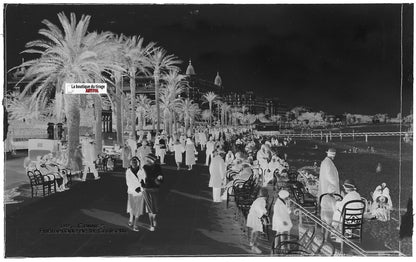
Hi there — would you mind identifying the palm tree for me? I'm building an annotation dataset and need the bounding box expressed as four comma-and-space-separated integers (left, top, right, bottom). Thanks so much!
160, 70, 186, 135
214, 100, 223, 126
13, 12, 123, 168
179, 98, 200, 135
203, 91, 217, 126
148, 47, 181, 132
136, 94, 152, 131
109, 33, 127, 145
123, 35, 154, 139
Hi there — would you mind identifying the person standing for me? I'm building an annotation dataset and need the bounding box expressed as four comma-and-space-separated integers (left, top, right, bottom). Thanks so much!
122, 143, 132, 169
82, 139, 100, 181
247, 187, 269, 254
205, 136, 215, 166
173, 139, 185, 170
125, 156, 146, 232
158, 136, 167, 165
209, 150, 226, 202
318, 148, 340, 225
185, 138, 197, 170
142, 154, 164, 231
272, 190, 292, 243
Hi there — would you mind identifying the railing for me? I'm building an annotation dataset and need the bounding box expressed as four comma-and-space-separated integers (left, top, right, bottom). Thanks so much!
255, 131, 413, 142
289, 199, 406, 256
289, 199, 366, 256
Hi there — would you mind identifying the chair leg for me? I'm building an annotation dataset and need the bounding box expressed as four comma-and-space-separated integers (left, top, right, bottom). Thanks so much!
31, 186, 34, 198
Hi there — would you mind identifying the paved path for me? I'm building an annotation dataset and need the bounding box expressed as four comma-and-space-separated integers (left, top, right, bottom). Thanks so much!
5, 156, 252, 257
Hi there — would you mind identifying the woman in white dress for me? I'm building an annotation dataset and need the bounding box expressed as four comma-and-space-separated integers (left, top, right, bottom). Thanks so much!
185, 138, 197, 170
272, 190, 292, 242
246, 187, 269, 254
125, 156, 146, 232
173, 139, 185, 170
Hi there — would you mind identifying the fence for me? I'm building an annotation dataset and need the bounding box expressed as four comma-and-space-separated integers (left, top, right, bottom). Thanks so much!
255, 131, 413, 142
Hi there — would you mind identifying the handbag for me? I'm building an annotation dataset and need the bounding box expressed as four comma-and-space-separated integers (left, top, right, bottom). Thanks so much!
260, 214, 270, 225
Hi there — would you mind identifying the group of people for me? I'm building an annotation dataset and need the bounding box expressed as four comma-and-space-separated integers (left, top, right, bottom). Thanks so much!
24, 152, 70, 192
318, 147, 393, 240
125, 154, 164, 232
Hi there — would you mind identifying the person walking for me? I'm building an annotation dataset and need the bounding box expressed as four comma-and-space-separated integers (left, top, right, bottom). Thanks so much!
142, 154, 164, 231
318, 148, 340, 226
122, 142, 132, 169
185, 138, 197, 170
205, 136, 215, 166
125, 156, 146, 232
246, 187, 269, 254
272, 190, 292, 244
173, 139, 185, 170
209, 150, 226, 202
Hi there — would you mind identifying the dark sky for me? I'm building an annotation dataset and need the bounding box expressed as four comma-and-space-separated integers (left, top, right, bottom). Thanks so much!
4, 4, 413, 115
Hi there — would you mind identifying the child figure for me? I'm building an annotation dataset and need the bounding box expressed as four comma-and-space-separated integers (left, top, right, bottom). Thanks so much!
246, 187, 269, 254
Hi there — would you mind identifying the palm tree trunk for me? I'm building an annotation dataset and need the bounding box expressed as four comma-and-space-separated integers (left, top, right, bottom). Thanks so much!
115, 73, 123, 145
163, 110, 169, 135
209, 103, 212, 126
65, 93, 80, 171
185, 117, 189, 134
130, 67, 136, 139
94, 95, 103, 155
155, 72, 161, 132
173, 113, 177, 134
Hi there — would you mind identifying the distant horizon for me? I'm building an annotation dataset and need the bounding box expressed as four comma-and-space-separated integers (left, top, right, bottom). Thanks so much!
4, 4, 413, 115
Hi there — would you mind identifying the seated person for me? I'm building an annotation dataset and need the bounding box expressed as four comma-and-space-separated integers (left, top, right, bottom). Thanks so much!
332, 179, 362, 230
221, 163, 253, 200
368, 183, 392, 222
263, 154, 288, 186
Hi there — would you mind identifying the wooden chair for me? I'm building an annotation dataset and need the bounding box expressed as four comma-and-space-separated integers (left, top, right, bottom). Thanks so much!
291, 182, 317, 215
318, 242, 336, 256
272, 226, 316, 255
317, 192, 343, 216
333, 200, 366, 242
27, 169, 56, 198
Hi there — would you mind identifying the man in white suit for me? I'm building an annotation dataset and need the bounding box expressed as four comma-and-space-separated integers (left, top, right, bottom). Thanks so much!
318, 148, 340, 225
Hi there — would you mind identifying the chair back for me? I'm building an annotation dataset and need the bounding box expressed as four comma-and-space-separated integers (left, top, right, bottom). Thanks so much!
319, 242, 335, 256
342, 200, 365, 227
341, 199, 365, 240
306, 230, 325, 254
298, 226, 316, 248
27, 171, 41, 185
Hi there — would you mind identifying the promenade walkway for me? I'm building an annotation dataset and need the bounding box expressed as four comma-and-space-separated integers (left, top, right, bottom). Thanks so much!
5, 156, 251, 257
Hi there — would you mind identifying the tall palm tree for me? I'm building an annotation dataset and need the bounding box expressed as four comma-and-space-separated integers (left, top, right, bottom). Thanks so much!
148, 47, 181, 132
160, 70, 186, 135
13, 12, 123, 168
122, 35, 154, 139
179, 98, 200, 135
203, 91, 217, 126
136, 94, 152, 131
214, 100, 223, 126
109, 33, 127, 145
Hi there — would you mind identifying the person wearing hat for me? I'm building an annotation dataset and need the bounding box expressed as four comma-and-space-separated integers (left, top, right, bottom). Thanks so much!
125, 156, 146, 232
141, 153, 164, 231
246, 187, 269, 254
205, 136, 215, 166
332, 179, 362, 230
369, 183, 392, 221
209, 150, 226, 202
185, 137, 197, 171
136, 140, 152, 166
318, 148, 340, 225
272, 190, 293, 242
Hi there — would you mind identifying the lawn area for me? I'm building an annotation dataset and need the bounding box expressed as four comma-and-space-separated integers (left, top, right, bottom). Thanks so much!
275, 136, 412, 256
